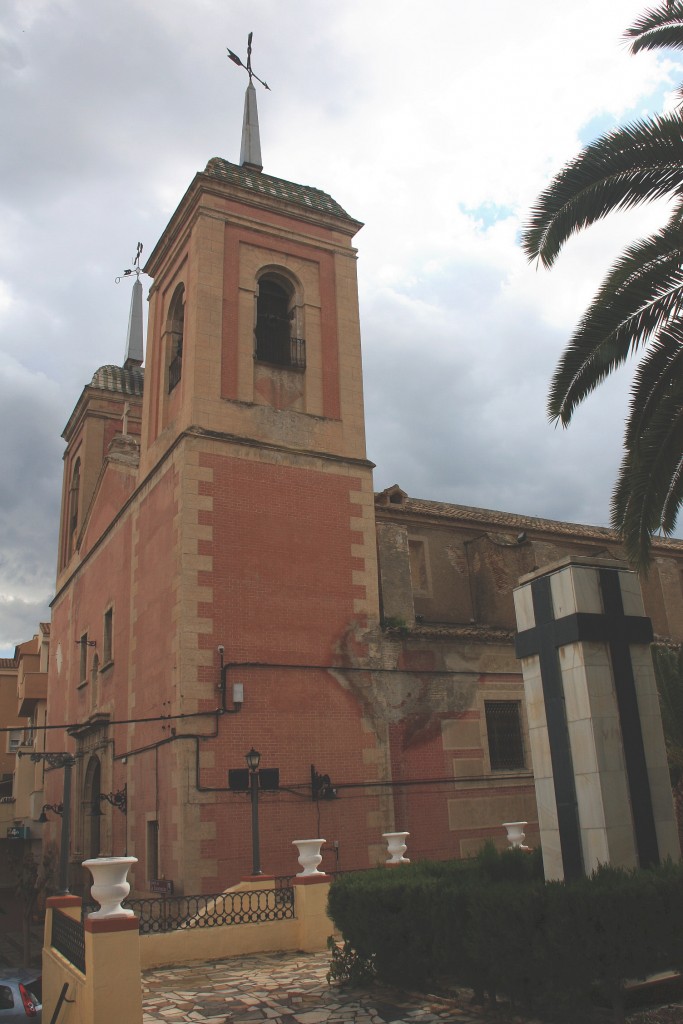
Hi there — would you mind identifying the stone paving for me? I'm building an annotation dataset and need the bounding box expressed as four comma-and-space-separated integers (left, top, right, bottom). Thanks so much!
141, 949, 515, 1024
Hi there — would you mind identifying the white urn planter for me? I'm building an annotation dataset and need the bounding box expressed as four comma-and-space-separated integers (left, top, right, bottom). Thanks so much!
502, 821, 529, 850
83, 856, 137, 918
382, 831, 410, 864
292, 839, 326, 877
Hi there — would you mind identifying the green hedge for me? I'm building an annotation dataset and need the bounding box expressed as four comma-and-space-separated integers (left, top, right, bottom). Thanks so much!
327, 847, 683, 1022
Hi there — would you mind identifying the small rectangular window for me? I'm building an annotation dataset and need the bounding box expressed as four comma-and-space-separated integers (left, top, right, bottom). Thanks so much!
103, 608, 113, 665
485, 700, 525, 770
8, 730, 22, 754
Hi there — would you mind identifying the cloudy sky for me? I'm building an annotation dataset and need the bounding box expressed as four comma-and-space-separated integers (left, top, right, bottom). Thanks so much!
1, 0, 681, 655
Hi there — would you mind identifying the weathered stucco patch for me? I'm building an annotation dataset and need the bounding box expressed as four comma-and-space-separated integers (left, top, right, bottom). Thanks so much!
330, 619, 478, 744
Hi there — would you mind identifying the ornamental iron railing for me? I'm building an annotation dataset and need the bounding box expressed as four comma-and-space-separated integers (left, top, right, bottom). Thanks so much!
52, 909, 86, 974
255, 333, 306, 370
84, 886, 295, 935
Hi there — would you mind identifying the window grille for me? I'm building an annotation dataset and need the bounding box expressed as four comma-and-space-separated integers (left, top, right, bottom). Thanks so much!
485, 700, 525, 770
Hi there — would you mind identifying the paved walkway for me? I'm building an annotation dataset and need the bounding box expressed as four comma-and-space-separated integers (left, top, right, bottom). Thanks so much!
141, 950, 518, 1024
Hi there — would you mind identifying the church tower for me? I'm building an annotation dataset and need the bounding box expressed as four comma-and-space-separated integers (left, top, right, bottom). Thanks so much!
47, 51, 388, 893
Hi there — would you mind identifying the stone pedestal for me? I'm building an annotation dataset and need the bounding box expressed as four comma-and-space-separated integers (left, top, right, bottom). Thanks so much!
514, 557, 678, 881
292, 876, 332, 952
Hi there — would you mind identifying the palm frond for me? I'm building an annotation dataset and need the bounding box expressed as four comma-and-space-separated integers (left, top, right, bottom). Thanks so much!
525, 9, 683, 568
523, 113, 683, 267
625, 326, 683, 445
548, 229, 683, 423
611, 390, 683, 567
627, 1, 683, 53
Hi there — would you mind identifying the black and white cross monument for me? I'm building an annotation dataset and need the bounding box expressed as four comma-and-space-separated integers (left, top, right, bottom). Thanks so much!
513, 557, 678, 881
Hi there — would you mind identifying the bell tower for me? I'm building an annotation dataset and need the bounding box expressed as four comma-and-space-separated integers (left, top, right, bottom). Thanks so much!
48, 47, 387, 894
139, 156, 367, 475
132, 55, 383, 888
139, 34, 367, 480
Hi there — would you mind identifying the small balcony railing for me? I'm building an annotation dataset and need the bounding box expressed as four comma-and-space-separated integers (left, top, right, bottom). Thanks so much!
255, 334, 306, 370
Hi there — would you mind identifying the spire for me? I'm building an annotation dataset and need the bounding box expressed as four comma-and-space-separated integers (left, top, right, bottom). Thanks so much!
124, 276, 144, 368
227, 33, 270, 174
116, 243, 145, 369
240, 81, 263, 172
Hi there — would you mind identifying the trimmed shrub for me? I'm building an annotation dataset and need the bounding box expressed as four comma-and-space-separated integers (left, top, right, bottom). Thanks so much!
327, 853, 683, 1023
544, 862, 683, 1022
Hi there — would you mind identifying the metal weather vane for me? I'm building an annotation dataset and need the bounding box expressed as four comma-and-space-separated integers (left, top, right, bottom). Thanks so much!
227, 32, 270, 90
115, 242, 144, 284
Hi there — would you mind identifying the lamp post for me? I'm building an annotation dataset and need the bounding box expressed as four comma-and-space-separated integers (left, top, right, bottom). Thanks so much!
245, 747, 261, 876
25, 752, 76, 895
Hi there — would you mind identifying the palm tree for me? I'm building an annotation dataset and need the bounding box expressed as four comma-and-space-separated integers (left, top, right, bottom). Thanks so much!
522, 1, 683, 569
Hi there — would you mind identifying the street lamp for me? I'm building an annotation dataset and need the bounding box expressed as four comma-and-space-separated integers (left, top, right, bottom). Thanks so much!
22, 752, 76, 895
98, 785, 127, 814
38, 803, 63, 821
245, 748, 261, 876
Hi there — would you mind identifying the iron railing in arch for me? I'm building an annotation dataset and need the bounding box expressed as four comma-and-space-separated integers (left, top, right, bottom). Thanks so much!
103, 886, 296, 935
168, 352, 182, 392
255, 335, 306, 370
52, 908, 86, 973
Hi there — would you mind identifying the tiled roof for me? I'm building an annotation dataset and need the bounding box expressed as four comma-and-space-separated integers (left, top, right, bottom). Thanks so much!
376, 490, 683, 551
90, 365, 144, 397
203, 158, 355, 222
0, 658, 18, 669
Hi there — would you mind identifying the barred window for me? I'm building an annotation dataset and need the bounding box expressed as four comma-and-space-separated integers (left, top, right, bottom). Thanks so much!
485, 700, 525, 770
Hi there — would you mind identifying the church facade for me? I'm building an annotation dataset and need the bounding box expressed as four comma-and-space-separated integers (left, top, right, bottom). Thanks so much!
43, 134, 683, 896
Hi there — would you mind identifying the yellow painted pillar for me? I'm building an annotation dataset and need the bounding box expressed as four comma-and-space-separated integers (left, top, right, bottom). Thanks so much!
82, 916, 143, 1024
293, 876, 333, 952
